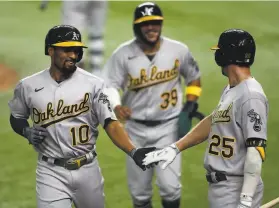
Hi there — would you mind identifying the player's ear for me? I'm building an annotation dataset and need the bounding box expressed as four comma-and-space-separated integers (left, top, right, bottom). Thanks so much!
48, 47, 54, 56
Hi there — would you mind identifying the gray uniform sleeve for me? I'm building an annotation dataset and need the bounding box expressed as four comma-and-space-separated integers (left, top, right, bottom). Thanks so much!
92, 83, 117, 127
8, 81, 30, 119
240, 96, 268, 141
180, 46, 201, 84
103, 49, 126, 90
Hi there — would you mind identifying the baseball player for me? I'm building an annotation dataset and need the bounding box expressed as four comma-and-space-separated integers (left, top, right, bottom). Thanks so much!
143, 29, 269, 208
103, 2, 202, 208
40, 0, 108, 76
8, 25, 155, 208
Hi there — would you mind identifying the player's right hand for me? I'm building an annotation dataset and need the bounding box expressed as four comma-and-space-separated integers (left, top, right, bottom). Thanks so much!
114, 105, 132, 121
130, 147, 157, 171
143, 143, 180, 170
23, 126, 49, 146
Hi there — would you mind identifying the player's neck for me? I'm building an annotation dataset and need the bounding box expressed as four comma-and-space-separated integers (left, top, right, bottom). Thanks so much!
49, 66, 72, 82
227, 65, 252, 87
139, 40, 161, 55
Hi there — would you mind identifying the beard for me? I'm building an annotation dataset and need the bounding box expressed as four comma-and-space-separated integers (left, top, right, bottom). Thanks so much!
55, 59, 77, 77
143, 30, 161, 46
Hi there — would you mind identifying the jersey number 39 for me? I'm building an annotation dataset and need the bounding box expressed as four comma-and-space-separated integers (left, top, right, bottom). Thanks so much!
160, 88, 178, 109
208, 134, 235, 159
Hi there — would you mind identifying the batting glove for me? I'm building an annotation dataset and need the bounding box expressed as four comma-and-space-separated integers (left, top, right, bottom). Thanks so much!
23, 126, 48, 146
237, 193, 252, 208
130, 147, 157, 171
182, 101, 198, 117
142, 143, 180, 170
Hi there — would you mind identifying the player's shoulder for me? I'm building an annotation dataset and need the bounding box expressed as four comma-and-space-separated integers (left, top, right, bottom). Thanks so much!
162, 36, 190, 51
111, 38, 136, 56
76, 68, 104, 82
242, 77, 267, 101
18, 68, 49, 87
75, 68, 105, 85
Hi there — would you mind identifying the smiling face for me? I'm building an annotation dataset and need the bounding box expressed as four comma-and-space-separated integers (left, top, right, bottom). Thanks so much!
139, 20, 162, 45
49, 46, 81, 75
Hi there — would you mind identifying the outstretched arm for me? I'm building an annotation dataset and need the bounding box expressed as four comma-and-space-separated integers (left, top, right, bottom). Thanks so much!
104, 119, 135, 154
95, 82, 156, 171
176, 114, 212, 151
143, 114, 212, 169
105, 119, 156, 171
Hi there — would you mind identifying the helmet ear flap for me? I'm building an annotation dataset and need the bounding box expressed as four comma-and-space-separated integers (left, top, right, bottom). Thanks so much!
77, 49, 83, 62
215, 50, 227, 67
215, 47, 253, 67
45, 45, 49, 55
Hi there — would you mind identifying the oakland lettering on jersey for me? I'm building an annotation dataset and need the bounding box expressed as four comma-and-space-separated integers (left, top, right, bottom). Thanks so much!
212, 103, 233, 123
32, 93, 90, 127
127, 59, 179, 90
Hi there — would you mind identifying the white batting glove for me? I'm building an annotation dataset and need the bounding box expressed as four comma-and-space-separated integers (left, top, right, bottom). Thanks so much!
142, 143, 180, 170
237, 193, 252, 208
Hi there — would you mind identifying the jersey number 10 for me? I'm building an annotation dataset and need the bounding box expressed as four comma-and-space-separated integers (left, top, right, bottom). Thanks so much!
70, 124, 90, 146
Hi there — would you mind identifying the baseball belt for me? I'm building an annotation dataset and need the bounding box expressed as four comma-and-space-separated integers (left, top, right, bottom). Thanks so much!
206, 172, 244, 183
42, 150, 97, 170
132, 115, 179, 127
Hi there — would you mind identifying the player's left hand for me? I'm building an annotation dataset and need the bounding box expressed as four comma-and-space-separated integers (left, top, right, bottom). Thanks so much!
23, 126, 49, 146
178, 101, 205, 139
143, 143, 180, 170
182, 101, 198, 117
237, 194, 252, 208
130, 147, 157, 171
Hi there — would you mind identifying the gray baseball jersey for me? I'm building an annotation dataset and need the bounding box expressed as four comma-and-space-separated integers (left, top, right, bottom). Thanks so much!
204, 77, 268, 175
8, 68, 116, 158
103, 36, 201, 120
103, 36, 200, 205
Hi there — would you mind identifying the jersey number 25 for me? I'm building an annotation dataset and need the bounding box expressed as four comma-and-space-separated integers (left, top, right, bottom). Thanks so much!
208, 134, 235, 159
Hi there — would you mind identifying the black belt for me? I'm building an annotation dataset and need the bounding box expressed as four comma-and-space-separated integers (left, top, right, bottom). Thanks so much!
132, 116, 179, 127
42, 151, 97, 170
206, 172, 244, 183
206, 172, 227, 183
